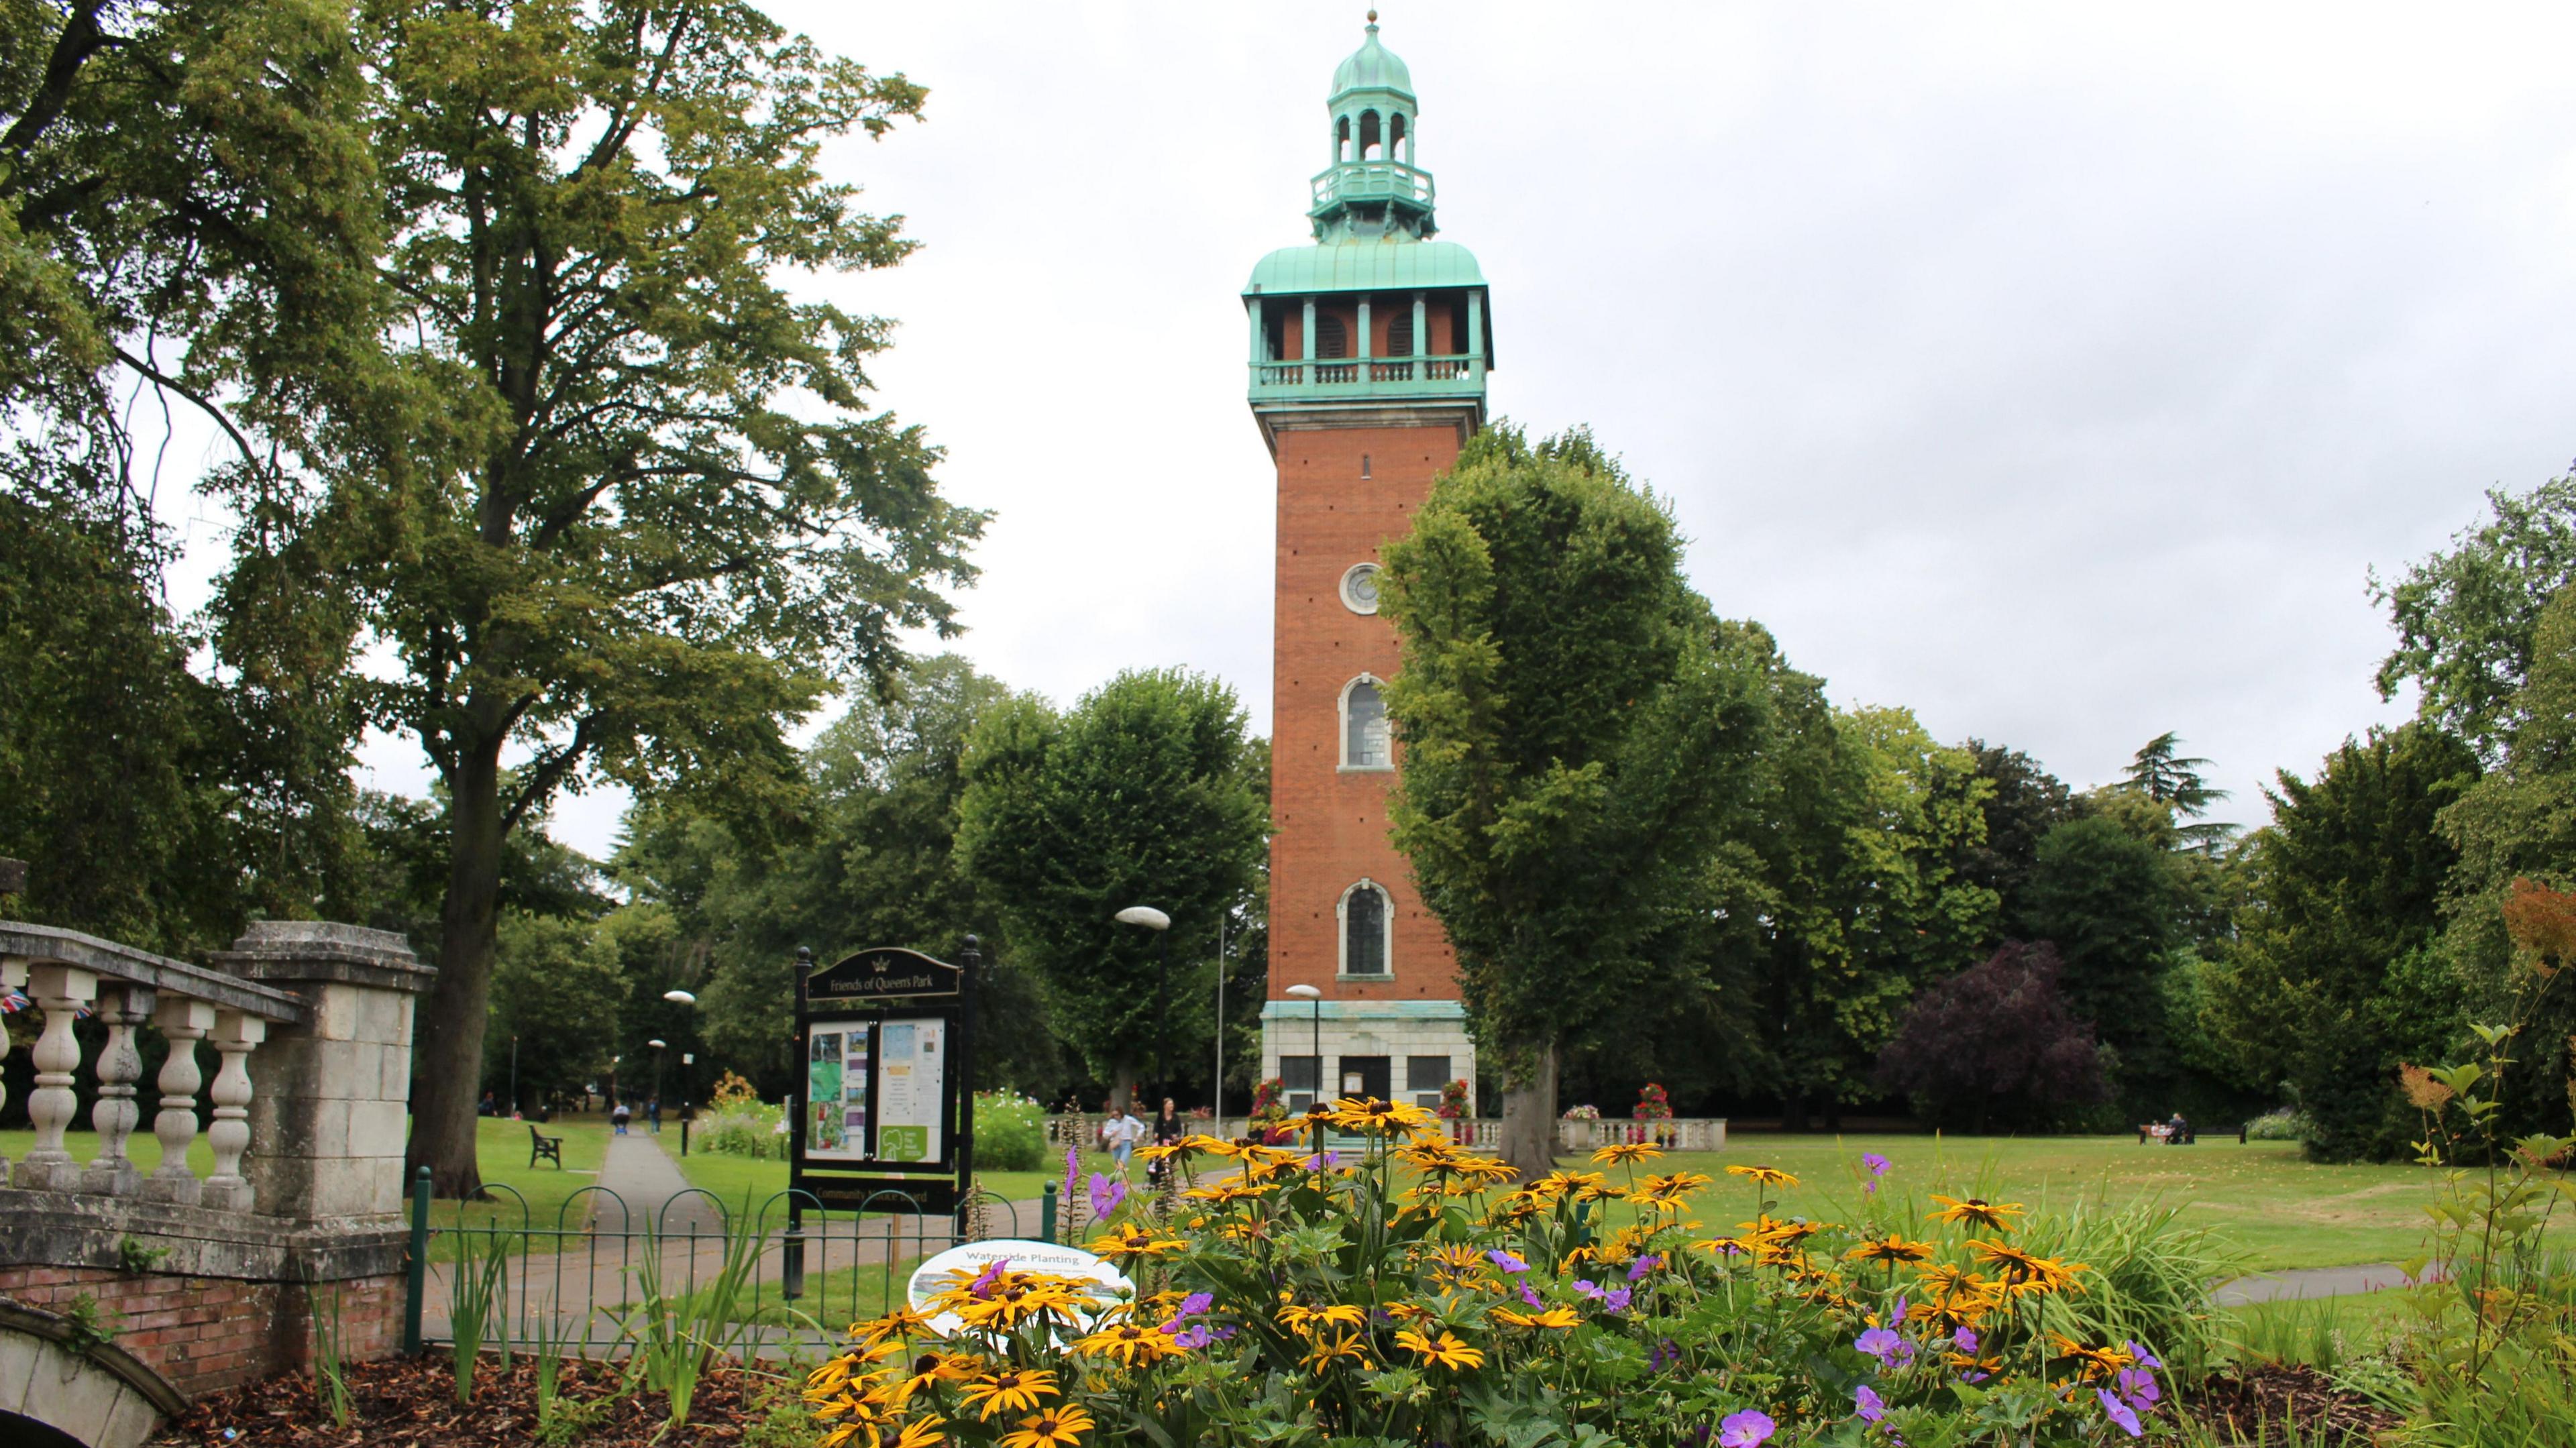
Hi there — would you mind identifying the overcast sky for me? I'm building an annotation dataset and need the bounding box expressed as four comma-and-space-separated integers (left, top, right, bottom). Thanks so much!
165, 3, 2576, 858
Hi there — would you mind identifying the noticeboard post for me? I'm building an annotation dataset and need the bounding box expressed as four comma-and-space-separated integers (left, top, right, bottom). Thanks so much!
790, 938, 979, 1224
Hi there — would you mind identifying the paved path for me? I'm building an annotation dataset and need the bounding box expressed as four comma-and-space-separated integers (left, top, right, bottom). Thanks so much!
2212, 1263, 2442, 1306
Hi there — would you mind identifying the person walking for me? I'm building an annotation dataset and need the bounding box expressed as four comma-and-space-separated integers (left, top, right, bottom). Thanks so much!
1146, 1097, 1184, 1187
1106, 1102, 1146, 1178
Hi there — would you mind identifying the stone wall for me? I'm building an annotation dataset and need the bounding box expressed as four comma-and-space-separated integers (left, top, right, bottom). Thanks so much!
0, 1265, 402, 1397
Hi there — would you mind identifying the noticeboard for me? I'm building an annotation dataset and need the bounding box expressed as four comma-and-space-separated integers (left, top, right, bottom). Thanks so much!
790, 942, 978, 1215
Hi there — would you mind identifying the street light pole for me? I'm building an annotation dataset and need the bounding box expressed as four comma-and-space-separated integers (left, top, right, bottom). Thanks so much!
1285, 983, 1322, 1111
1112, 906, 1173, 1113
647, 1039, 667, 1133
1212, 913, 1227, 1135
510, 1035, 519, 1117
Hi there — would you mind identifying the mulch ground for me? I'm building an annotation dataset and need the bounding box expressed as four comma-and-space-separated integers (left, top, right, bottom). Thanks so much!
2180, 1363, 2407, 1445
154, 1356, 806, 1447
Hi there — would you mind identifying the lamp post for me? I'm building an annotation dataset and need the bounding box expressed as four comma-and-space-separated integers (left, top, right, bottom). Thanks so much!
509, 1035, 519, 1118
1285, 983, 1322, 1109
662, 989, 698, 1126
647, 1038, 667, 1133
1113, 905, 1172, 1111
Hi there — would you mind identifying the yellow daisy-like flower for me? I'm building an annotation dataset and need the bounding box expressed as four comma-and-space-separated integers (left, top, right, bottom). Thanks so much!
1089, 1221, 1188, 1261
1635, 1171, 1713, 1203
1535, 1169, 1616, 1201
1075, 1321, 1179, 1368
1725, 1164, 1799, 1188
1184, 1180, 1271, 1205
806, 1353, 863, 1398
1324, 1095, 1438, 1133
877, 1352, 979, 1409
1000, 1404, 1095, 1448
1490, 1304, 1583, 1330
1383, 1299, 1439, 1324
1927, 1194, 2025, 1234
957, 1368, 1061, 1421
2049, 1333, 2135, 1381
1394, 1327, 1486, 1370
892, 1415, 948, 1448
818, 1397, 898, 1448
1277, 1301, 1368, 1335
1591, 1141, 1667, 1166
1845, 1235, 1938, 1267
1740, 1215, 1824, 1247
1969, 1237, 2085, 1295
1301, 1333, 1373, 1371
1422, 1243, 1491, 1273
855, 1306, 937, 1348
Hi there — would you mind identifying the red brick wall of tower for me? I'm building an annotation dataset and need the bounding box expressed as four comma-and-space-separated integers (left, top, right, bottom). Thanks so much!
1269, 423, 1462, 1005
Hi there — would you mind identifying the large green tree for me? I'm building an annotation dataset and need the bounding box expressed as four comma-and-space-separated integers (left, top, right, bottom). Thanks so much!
957, 669, 1269, 1111
2374, 475, 2576, 761
2206, 723, 2477, 1160
1378, 425, 1770, 1174
294, 2, 987, 1195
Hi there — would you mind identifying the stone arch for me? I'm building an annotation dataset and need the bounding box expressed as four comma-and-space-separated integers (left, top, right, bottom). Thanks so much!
0, 1300, 186, 1448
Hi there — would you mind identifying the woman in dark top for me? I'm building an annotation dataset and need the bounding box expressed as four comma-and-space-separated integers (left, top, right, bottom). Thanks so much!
1148, 1097, 1184, 1185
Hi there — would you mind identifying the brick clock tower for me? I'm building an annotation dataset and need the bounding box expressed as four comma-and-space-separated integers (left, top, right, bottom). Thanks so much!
1246, 15, 1488, 1116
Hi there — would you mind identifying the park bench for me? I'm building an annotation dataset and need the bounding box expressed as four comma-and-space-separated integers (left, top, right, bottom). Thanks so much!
529, 1123, 564, 1169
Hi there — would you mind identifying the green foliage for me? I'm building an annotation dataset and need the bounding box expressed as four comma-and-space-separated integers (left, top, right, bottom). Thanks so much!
2018, 813, 2184, 1113
114, 1235, 169, 1276
2206, 722, 2479, 1161
1953, 740, 2082, 935
2375, 475, 2576, 762
486, 908, 624, 1110
694, 1098, 788, 1161
975, 1090, 1048, 1171
957, 667, 1267, 1103
1378, 423, 1774, 1159
2241, 1108, 2312, 1142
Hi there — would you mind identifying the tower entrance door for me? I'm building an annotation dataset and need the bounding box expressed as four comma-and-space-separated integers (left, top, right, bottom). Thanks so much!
1337, 1055, 1392, 1102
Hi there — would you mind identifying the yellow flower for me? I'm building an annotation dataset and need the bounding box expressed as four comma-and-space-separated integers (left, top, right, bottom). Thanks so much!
892, 1415, 949, 1448
818, 1398, 898, 1448
855, 1306, 937, 1348
1277, 1302, 1368, 1335
2049, 1333, 2135, 1381
1324, 1095, 1438, 1133
1394, 1327, 1486, 1370
1301, 1333, 1373, 1371
1089, 1221, 1187, 1261
1845, 1235, 1938, 1268
1000, 1404, 1095, 1448
1591, 1141, 1667, 1166
1635, 1171, 1712, 1204
1421, 1243, 1490, 1273
957, 1368, 1060, 1421
1970, 1238, 2084, 1296
1491, 1304, 1582, 1329
1536, 1169, 1615, 1201
1928, 1194, 2025, 1234
1725, 1164, 1799, 1188
806, 1353, 863, 1397
1184, 1180, 1271, 1205
1075, 1321, 1178, 1368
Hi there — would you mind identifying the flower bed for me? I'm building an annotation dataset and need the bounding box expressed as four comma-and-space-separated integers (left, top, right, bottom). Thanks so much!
803, 1100, 2219, 1447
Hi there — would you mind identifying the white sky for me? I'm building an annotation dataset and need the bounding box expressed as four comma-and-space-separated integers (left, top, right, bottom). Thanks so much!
162, 3, 2576, 858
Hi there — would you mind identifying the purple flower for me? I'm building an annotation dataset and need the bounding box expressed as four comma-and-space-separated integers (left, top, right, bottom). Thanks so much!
2127, 1341, 2162, 1370
969, 1258, 1008, 1298
1855, 1384, 1886, 1423
1863, 1153, 1890, 1176
1952, 1325, 1978, 1353
1303, 1150, 1340, 1170
1854, 1327, 1912, 1368
2116, 1367, 2161, 1408
1650, 1337, 1681, 1372
1063, 1147, 1079, 1209
1087, 1172, 1127, 1218
1519, 1282, 1544, 1308
1487, 1249, 1530, 1274
1603, 1286, 1632, 1314
2098, 1388, 2143, 1438
1628, 1254, 1662, 1282
1718, 1409, 1776, 1448
1890, 1296, 1910, 1325
1173, 1292, 1212, 1320
1573, 1279, 1602, 1298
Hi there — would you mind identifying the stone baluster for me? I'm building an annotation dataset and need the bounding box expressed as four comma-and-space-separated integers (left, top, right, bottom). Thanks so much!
80, 984, 157, 1194
17, 963, 99, 1190
201, 1009, 266, 1211
146, 996, 215, 1205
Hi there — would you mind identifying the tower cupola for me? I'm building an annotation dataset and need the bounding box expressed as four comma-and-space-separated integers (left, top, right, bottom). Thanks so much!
1313, 11, 1434, 241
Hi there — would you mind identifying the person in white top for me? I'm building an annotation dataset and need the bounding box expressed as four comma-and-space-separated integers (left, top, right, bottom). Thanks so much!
1105, 1106, 1146, 1177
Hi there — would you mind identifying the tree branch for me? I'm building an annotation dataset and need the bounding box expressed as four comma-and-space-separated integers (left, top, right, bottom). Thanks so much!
110, 345, 265, 482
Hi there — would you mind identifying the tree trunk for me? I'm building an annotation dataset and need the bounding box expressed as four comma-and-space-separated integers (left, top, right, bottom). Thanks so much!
1497, 1039, 1560, 1179
405, 736, 505, 1199
1112, 1063, 1136, 1116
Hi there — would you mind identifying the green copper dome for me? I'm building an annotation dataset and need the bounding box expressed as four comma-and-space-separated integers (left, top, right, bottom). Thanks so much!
1244, 239, 1483, 296
1331, 13, 1415, 103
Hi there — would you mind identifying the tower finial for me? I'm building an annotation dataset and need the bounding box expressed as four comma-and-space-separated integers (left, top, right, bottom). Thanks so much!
1367, 9, 1379, 27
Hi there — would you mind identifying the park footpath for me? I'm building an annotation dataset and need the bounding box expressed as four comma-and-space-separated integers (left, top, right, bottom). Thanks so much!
419, 1131, 1053, 1351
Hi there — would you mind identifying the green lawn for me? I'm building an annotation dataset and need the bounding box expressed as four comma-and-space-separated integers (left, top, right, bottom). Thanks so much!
441, 1115, 619, 1237
0, 1128, 214, 1176
1627, 1135, 2447, 1274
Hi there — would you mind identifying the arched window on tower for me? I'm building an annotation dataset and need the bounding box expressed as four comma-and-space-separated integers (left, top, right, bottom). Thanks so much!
1336, 114, 1352, 164
1390, 113, 1409, 164
1342, 676, 1390, 769
1358, 109, 1383, 160
1387, 306, 1413, 358
1316, 311, 1348, 359
1340, 879, 1391, 978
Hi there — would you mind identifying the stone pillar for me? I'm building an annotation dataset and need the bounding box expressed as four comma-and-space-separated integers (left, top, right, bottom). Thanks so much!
1356, 297, 1373, 359
211, 922, 435, 1223
80, 985, 156, 1196
18, 964, 99, 1191
1301, 298, 1316, 361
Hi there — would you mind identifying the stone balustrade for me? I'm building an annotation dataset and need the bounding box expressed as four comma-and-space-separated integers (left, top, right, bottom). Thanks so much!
0, 915, 435, 1400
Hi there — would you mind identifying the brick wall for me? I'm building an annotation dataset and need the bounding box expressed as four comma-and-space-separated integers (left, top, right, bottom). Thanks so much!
1270, 422, 1463, 1008
0, 1265, 404, 1397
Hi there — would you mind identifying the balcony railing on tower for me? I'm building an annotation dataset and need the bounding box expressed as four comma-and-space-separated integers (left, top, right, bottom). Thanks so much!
1310, 160, 1437, 211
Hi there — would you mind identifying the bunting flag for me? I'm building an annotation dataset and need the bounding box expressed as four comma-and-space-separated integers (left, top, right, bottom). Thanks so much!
0, 987, 28, 1015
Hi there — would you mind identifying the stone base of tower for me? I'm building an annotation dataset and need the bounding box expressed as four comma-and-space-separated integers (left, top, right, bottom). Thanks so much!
1260, 999, 1474, 1117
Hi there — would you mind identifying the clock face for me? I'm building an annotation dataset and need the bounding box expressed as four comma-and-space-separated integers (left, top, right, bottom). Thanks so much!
1340, 563, 1381, 614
